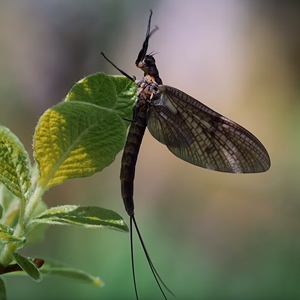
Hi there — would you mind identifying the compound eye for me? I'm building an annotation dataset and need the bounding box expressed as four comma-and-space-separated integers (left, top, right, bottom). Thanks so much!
144, 55, 155, 65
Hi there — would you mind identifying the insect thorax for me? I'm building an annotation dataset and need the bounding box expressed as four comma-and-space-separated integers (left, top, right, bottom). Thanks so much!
136, 75, 160, 105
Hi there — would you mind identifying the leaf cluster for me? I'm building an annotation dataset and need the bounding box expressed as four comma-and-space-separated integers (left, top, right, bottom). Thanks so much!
0, 73, 136, 299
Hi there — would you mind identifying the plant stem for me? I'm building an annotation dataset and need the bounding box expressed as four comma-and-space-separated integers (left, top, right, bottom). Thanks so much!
0, 185, 45, 266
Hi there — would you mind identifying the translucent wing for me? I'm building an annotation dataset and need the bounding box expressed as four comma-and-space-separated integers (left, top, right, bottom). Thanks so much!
146, 85, 270, 173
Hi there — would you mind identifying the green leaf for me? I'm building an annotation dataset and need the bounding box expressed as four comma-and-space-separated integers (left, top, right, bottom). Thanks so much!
109, 75, 138, 119
65, 73, 136, 120
12, 252, 41, 281
0, 224, 25, 245
33, 102, 124, 189
2, 258, 101, 287
33, 74, 136, 190
31, 205, 128, 232
0, 277, 7, 300
0, 184, 20, 229
0, 125, 31, 201
0, 183, 16, 213
40, 258, 103, 286
0, 200, 19, 230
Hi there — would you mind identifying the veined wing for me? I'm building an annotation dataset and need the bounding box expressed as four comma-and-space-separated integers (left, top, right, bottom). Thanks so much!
147, 85, 271, 173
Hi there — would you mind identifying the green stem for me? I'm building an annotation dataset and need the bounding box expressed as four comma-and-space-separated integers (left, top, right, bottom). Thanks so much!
23, 185, 45, 223
0, 185, 45, 266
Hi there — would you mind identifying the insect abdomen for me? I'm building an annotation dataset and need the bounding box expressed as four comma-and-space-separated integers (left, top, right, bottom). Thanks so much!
120, 109, 147, 216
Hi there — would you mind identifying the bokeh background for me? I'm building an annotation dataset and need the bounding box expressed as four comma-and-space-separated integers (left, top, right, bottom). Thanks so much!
1, 0, 300, 299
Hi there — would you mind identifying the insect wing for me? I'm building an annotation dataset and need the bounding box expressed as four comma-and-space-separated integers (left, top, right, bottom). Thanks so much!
147, 97, 194, 148
146, 85, 271, 173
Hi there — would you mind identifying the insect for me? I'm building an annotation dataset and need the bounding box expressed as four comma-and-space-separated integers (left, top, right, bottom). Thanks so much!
102, 10, 270, 300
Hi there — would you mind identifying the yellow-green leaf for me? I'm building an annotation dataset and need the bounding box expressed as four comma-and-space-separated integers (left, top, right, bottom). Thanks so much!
34, 102, 125, 189
0, 125, 31, 201
0, 224, 25, 245
31, 205, 128, 232
33, 74, 136, 189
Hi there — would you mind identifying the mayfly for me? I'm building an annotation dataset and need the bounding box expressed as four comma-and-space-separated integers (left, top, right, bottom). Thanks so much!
102, 10, 270, 300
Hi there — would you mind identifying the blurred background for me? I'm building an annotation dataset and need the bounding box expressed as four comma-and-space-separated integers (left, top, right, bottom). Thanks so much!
0, 0, 300, 299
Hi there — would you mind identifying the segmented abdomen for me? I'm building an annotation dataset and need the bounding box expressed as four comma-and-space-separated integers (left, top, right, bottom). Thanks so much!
120, 108, 147, 216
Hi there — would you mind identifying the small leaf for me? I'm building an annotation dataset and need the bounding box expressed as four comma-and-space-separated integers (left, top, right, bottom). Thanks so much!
0, 224, 25, 245
40, 258, 103, 286
0, 125, 31, 201
31, 205, 128, 232
12, 252, 41, 281
0, 277, 7, 300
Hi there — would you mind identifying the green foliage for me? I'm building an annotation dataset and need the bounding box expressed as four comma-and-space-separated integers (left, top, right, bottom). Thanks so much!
34, 73, 135, 189
0, 278, 6, 300
39, 258, 103, 286
12, 252, 42, 281
0, 126, 31, 201
0, 224, 25, 244
31, 205, 128, 231
0, 73, 136, 299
